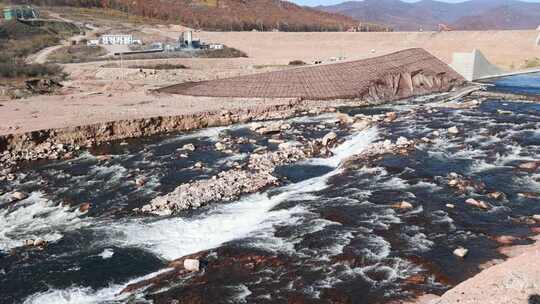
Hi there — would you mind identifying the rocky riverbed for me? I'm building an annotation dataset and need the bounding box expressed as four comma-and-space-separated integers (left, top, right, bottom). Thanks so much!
0, 73, 540, 304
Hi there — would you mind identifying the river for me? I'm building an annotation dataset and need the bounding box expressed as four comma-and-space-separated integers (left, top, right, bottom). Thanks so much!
1, 73, 539, 304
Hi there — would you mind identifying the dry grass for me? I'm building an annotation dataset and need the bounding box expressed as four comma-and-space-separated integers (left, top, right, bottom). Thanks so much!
523, 58, 540, 69
47, 45, 107, 63
0, 21, 70, 82
48, 7, 161, 26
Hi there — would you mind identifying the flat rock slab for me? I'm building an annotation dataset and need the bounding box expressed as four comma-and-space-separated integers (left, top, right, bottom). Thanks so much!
432, 241, 540, 304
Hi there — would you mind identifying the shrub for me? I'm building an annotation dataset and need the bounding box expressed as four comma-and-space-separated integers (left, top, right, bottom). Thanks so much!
524, 58, 540, 69
289, 60, 306, 66
129, 63, 189, 70
0, 61, 65, 79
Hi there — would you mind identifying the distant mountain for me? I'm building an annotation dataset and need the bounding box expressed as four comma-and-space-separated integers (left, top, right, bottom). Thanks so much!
13, 0, 364, 32
316, 0, 540, 31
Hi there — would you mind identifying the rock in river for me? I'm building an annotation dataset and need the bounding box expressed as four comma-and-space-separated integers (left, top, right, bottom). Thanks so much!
11, 191, 28, 201
322, 132, 337, 147
465, 198, 489, 210
453, 247, 469, 258
184, 259, 201, 272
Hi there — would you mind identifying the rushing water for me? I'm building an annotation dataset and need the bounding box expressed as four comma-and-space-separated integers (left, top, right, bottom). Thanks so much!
1, 74, 540, 304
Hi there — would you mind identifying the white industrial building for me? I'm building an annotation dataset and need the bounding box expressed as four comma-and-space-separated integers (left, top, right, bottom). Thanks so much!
208, 43, 224, 50
100, 34, 139, 45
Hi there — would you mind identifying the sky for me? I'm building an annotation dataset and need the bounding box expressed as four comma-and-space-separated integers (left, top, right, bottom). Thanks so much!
291, 0, 540, 6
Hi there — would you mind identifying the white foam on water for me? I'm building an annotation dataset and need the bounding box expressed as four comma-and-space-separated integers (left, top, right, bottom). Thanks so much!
307, 127, 379, 168
156, 112, 337, 147
159, 125, 232, 145
357, 258, 421, 286
360, 208, 402, 231
108, 177, 333, 260
402, 232, 434, 253
89, 163, 128, 179
99, 248, 114, 259
23, 267, 173, 304
230, 284, 252, 303
24, 128, 380, 303
379, 177, 409, 189
358, 234, 392, 261
23, 286, 123, 304
514, 173, 540, 192
0, 192, 88, 252
110, 128, 379, 260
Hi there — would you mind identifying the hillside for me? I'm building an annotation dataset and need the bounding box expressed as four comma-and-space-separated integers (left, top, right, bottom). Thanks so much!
317, 0, 540, 31
451, 4, 540, 30
12, 0, 360, 32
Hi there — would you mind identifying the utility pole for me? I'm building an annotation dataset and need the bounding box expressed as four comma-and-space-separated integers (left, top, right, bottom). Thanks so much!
120, 52, 124, 80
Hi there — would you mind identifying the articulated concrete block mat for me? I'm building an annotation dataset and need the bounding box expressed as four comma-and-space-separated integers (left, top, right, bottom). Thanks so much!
159, 48, 466, 101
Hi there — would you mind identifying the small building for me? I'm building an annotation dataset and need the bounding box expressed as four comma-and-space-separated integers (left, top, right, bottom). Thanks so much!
3, 8, 14, 20
208, 43, 224, 50
87, 39, 100, 47
179, 31, 201, 49
3, 6, 39, 21
100, 34, 134, 45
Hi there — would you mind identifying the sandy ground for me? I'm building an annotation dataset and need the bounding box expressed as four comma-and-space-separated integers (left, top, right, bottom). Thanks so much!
183, 30, 539, 70
0, 91, 297, 136
420, 236, 540, 304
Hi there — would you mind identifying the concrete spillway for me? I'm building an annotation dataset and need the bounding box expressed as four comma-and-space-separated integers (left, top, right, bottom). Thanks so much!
451, 48, 540, 81
159, 48, 465, 101
450, 49, 504, 81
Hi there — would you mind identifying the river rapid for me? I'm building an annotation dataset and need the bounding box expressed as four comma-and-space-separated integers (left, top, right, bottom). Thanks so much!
1, 73, 540, 304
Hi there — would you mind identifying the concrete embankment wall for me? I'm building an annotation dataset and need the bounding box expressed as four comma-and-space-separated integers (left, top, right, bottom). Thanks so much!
451, 49, 504, 81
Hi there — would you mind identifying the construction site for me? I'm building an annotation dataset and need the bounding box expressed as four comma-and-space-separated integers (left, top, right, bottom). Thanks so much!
1, 4, 540, 304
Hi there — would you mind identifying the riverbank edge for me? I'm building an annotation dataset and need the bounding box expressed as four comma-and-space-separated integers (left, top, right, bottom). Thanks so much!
0, 98, 376, 169
412, 234, 540, 304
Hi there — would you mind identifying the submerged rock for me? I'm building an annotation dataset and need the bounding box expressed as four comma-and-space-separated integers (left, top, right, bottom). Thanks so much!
493, 235, 518, 245
34, 238, 47, 247
351, 120, 371, 131
11, 191, 28, 202
487, 191, 505, 200
384, 112, 397, 122
465, 198, 489, 210
322, 132, 337, 147
215, 142, 227, 151
79, 202, 92, 213
96, 155, 112, 161
392, 201, 413, 210
337, 113, 355, 125
181, 143, 196, 151
517, 161, 539, 172
135, 177, 146, 187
